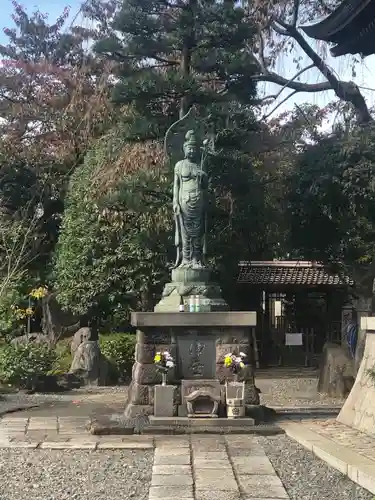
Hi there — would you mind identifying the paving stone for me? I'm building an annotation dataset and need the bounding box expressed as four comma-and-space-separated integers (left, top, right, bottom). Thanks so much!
0, 422, 27, 428
195, 469, 238, 491
231, 456, 275, 475
191, 435, 226, 444
0, 426, 27, 433
25, 431, 50, 440
0, 417, 28, 423
58, 430, 91, 436
193, 450, 228, 460
46, 439, 98, 449
2, 432, 26, 440
148, 486, 193, 499
154, 437, 190, 448
98, 439, 153, 449
28, 418, 57, 430
237, 474, 288, 499
0, 441, 40, 448
228, 447, 265, 457
154, 448, 190, 457
193, 459, 232, 469
191, 436, 226, 451
40, 441, 72, 449
58, 417, 89, 423
151, 474, 193, 486
122, 435, 154, 443
152, 465, 191, 475
154, 454, 191, 465
195, 492, 241, 500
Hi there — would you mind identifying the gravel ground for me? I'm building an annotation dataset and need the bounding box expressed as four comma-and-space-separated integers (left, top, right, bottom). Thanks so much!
257, 375, 345, 407
0, 449, 152, 500
259, 435, 374, 500
0, 387, 130, 413
0, 371, 344, 415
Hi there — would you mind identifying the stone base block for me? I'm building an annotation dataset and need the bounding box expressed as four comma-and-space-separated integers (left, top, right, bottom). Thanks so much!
154, 290, 229, 312
126, 311, 259, 420
154, 385, 175, 417
149, 416, 255, 427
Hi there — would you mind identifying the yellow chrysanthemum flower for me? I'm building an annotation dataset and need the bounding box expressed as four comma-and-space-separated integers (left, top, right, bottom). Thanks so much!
25, 307, 34, 316
239, 361, 245, 369
154, 353, 162, 363
224, 355, 233, 368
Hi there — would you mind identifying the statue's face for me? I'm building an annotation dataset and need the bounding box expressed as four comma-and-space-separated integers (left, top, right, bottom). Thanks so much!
184, 144, 198, 160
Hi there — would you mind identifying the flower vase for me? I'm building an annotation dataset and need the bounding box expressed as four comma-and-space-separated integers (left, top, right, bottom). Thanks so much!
161, 372, 167, 386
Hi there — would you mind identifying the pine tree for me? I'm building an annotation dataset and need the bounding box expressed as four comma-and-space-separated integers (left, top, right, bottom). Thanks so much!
94, 0, 258, 138
91, 0, 273, 307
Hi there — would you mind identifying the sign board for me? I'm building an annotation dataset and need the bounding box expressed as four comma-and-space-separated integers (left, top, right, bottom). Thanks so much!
285, 333, 303, 346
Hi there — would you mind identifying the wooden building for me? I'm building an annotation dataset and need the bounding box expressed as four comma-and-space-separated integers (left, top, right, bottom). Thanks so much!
301, 0, 375, 56
237, 261, 353, 367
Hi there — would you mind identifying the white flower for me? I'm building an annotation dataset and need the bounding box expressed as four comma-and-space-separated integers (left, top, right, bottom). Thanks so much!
239, 352, 247, 358
166, 360, 174, 368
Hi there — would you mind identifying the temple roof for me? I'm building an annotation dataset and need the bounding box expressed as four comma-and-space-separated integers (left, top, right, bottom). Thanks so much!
237, 261, 353, 286
301, 0, 375, 56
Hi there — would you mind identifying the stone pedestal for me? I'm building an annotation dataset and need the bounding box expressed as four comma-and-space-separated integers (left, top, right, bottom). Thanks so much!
154, 267, 229, 312
154, 385, 175, 417
124, 312, 259, 418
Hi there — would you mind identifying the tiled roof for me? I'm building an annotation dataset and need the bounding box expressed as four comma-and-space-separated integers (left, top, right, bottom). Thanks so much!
237, 261, 353, 286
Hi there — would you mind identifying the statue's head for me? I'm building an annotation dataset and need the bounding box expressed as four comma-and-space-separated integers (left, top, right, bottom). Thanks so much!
183, 130, 200, 160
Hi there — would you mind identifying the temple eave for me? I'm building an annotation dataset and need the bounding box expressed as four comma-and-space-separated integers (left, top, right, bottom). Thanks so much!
301, 0, 374, 41
330, 31, 375, 56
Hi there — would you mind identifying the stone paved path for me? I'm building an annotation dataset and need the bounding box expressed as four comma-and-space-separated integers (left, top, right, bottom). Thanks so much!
0, 415, 154, 449
299, 418, 375, 461
150, 435, 289, 500
0, 416, 290, 498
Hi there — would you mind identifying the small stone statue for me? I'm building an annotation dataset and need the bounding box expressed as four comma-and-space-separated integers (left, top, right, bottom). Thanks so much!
173, 130, 208, 268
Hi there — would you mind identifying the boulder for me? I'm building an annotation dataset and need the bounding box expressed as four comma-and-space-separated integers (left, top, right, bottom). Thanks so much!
337, 332, 375, 436
71, 327, 93, 355
317, 341, 354, 398
70, 340, 108, 386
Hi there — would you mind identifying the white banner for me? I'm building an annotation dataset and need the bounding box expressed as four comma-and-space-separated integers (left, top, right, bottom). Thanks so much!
285, 333, 303, 346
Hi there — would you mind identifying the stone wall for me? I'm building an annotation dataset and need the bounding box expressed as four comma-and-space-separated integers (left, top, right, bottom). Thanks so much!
124, 324, 259, 418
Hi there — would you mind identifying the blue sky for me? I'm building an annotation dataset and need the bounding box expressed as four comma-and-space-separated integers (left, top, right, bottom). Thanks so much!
1, 0, 81, 43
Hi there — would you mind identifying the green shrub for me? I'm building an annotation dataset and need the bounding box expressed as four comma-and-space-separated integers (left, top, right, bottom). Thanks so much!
53, 339, 73, 373
0, 343, 57, 389
99, 333, 136, 383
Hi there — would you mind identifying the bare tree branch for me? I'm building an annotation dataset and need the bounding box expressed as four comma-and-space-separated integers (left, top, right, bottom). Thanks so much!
263, 90, 298, 119
258, 14, 373, 124
292, 0, 300, 27
253, 71, 332, 93
260, 64, 315, 103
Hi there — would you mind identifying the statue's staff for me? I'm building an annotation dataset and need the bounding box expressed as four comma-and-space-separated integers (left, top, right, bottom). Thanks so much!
200, 132, 215, 261
163, 106, 194, 156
